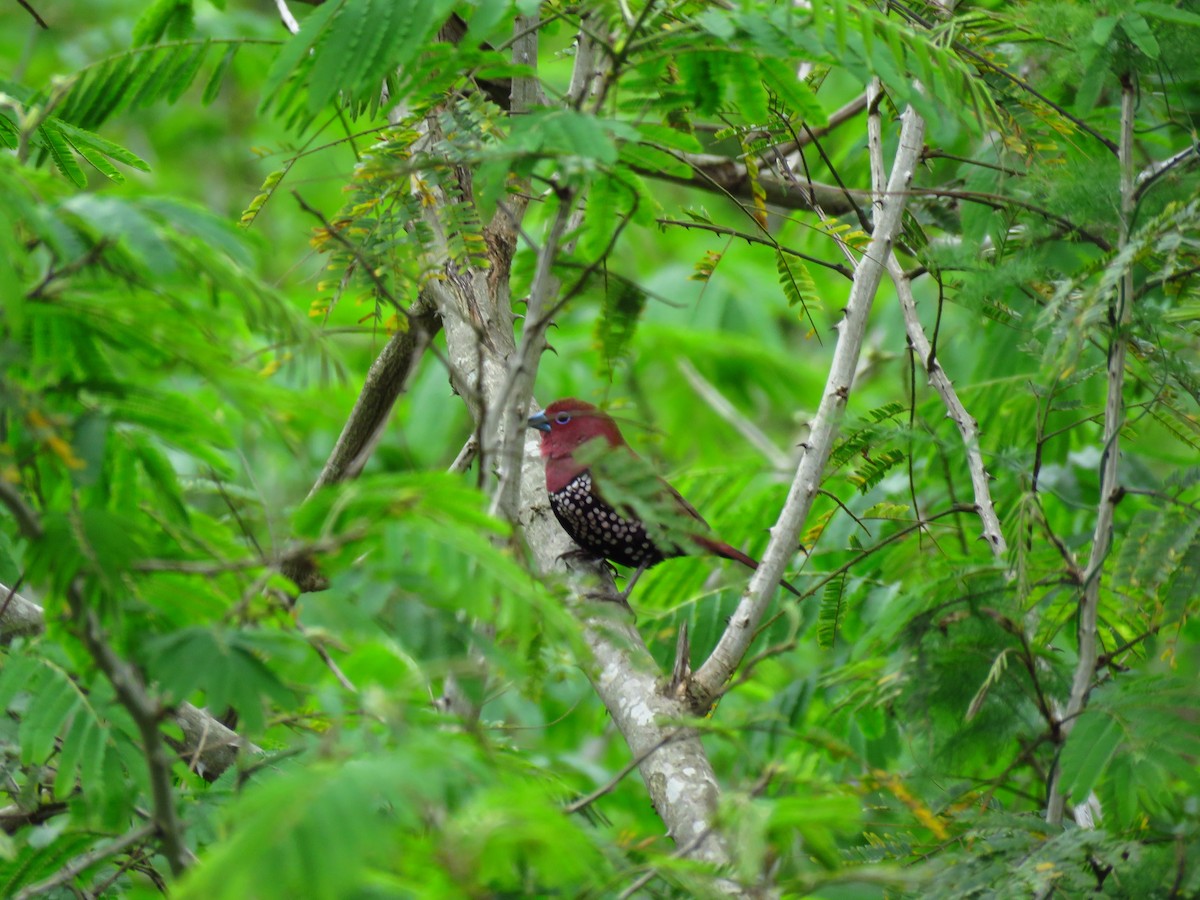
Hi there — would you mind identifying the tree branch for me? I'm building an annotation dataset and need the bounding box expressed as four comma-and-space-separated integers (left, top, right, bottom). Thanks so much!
417, 19, 737, 871
646, 152, 866, 216
689, 101, 928, 707
868, 81, 1004, 567
1045, 72, 1138, 826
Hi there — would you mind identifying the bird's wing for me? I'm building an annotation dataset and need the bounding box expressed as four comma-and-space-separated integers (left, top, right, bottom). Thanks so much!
658, 477, 711, 531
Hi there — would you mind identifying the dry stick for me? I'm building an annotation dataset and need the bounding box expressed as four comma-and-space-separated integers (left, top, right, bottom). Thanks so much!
689, 102, 928, 706
1044, 73, 1138, 827
11, 823, 158, 900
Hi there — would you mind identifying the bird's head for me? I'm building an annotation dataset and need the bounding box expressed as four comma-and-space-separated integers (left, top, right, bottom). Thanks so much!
527, 398, 626, 460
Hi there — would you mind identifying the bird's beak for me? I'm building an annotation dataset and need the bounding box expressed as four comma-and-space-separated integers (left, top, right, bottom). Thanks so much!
527, 411, 551, 432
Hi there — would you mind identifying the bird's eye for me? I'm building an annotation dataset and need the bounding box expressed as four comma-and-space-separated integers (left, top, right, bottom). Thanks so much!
554, 413, 572, 425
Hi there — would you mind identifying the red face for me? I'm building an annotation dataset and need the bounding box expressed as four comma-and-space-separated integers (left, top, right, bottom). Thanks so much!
528, 399, 625, 460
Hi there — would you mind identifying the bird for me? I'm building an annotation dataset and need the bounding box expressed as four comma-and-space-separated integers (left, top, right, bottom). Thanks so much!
527, 398, 802, 599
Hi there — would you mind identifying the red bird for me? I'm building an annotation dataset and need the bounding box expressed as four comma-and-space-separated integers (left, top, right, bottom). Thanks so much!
527, 398, 802, 598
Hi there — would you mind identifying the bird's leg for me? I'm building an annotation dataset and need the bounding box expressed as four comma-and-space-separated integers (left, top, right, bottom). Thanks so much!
616, 561, 651, 602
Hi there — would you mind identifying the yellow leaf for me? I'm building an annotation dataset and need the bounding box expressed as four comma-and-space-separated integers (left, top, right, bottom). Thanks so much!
45, 435, 85, 470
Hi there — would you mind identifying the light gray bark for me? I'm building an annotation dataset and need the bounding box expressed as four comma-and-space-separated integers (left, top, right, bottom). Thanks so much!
690, 103, 929, 705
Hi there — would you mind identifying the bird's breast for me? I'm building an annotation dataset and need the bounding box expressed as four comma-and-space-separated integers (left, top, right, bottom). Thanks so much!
548, 472, 667, 569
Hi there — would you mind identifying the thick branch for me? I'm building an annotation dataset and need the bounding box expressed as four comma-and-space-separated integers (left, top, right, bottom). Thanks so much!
690, 103, 928, 706
488, 194, 575, 521
421, 25, 734, 872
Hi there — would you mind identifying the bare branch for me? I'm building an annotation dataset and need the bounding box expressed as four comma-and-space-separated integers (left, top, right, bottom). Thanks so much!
1045, 72, 1139, 827
888, 259, 1007, 557
869, 78, 1005, 562
1135, 141, 1199, 200
0, 580, 45, 640
647, 152, 867, 215
690, 102, 928, 706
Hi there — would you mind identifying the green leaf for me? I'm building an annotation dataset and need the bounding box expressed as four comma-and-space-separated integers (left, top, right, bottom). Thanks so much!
55, 120, 151, 176
1136, 1, 1200, 26
306, 0, 452, 115
132, 0, 194, 46
464, 0, 510, 44
594, 279, 647, 381
1091, 16, 1120, 46
760, 58, 827, 126
38, 123, 87, 187
142, 628, 296, 733
202, 44, 239, 105
816, 574, 846, 648
1059, 711, 1122, 801
1120, 13, 1161, 59
260, 0, 343, 116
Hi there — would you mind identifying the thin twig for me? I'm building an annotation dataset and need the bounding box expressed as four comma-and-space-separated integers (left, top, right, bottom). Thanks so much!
564, 730, 689, 814
656, 218, 852, 278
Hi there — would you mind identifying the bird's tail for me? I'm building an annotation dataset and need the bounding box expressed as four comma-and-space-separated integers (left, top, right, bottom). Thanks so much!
698, 537, 804, 599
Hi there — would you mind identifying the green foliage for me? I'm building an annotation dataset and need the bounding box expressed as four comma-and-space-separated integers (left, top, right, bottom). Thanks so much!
261, 0, 461, 125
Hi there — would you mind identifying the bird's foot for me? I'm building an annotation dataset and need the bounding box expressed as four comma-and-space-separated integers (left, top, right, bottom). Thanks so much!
556, 547, 616, 575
